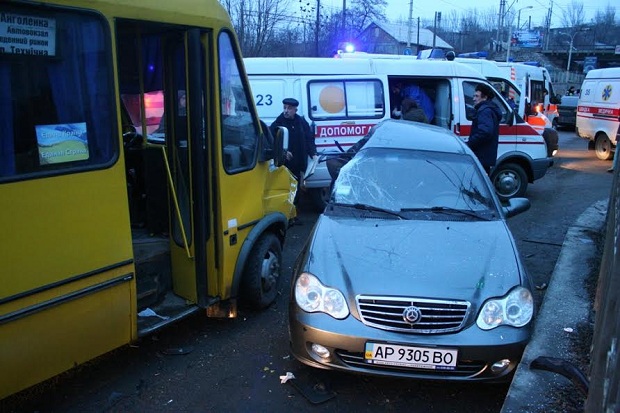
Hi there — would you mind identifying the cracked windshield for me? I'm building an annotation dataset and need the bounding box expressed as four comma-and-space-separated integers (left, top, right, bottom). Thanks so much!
332, 148, 496, 215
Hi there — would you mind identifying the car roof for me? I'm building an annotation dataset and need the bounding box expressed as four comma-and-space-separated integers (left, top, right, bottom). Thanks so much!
363, 119, 470, 155
243, 57, 486, 80
561, 96, 579, 104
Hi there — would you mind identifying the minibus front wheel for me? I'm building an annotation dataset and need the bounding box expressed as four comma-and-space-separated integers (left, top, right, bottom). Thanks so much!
241, 233, 283, 309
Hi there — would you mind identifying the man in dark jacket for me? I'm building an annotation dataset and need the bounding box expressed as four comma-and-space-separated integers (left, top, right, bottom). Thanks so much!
269, 98, 317, 181
468, 83, 502, 174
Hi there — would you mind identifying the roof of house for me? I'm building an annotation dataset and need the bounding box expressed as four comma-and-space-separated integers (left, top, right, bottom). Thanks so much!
362, 21, 453, 50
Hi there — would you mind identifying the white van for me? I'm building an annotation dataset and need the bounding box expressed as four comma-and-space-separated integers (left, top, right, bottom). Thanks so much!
244, 56, 554, 208
495, 62, 560, 128
456, 58, 557, 135
577, 68, 620, 160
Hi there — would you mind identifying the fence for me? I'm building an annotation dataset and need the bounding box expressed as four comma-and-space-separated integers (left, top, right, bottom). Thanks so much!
585, 163, 620, 412
547, 67, 586, 95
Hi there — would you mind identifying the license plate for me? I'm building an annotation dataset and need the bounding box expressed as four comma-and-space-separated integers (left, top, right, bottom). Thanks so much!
364, 342, 458, 370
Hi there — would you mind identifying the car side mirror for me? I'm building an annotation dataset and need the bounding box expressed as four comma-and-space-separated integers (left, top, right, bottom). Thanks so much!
502, 197, 531, 218
272, 126, 289, 167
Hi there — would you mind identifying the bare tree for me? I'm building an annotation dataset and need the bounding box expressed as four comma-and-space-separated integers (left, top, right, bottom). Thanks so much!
220, 0, 292, 56
346, 0, 387, 36
559, 0, 585, 29
478, 7, 498, 38
591, 5, 617, 45
442, 10, 460, 34
458, 8, 496, 53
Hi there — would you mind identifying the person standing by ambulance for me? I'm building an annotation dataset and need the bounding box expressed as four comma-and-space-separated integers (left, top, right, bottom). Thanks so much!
467, 84, 501, 175
270, 97, 317, 180
270, 98, 317, 221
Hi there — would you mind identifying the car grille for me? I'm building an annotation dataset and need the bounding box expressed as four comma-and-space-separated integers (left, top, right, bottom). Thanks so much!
336, 350, 487, 377
356, 295, 470, 333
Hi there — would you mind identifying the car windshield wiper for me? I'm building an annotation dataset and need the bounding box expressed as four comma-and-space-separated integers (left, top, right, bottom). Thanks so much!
400, 206, 493, 221
331, 202, 408, 219
460, 186, 493, 207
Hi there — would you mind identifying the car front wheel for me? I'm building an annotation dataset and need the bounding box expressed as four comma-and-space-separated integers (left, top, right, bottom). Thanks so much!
491, 163, 528, 201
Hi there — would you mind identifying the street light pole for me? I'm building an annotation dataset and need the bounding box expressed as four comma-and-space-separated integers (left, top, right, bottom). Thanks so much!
506, 6, 533, 62
562, 28, 590, 83
516, 6, 532, 31
566, 35, 574, 83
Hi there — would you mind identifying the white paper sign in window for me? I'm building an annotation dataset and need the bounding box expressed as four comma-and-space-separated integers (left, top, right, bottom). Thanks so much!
0, 13, 57, 56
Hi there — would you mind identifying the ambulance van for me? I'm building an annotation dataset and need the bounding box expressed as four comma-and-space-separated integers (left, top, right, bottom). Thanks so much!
456, 58, 557, 136
495, 62, 560, 129
576, 67, 620, 160
244, 56, 554, 208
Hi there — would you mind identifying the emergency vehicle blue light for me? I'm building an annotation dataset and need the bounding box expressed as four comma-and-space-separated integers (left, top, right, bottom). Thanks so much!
457, 51, 488, 58
344, 43, 355, 53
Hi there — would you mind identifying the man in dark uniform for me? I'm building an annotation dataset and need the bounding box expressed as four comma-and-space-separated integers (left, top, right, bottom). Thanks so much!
270, 98, 317, 222
270, 97, 317, 180
468, 83, 501, 175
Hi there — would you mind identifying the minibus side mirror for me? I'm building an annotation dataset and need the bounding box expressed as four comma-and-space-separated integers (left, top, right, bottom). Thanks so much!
259, 120, 274, 162
272, 126, 289, 167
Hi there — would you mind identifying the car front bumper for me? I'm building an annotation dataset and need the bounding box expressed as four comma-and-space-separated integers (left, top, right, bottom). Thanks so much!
289, 307, 532, 382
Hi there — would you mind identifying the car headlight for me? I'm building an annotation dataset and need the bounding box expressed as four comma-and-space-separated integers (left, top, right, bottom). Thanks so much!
476, 286, 533, 330
294, 272, 349, 319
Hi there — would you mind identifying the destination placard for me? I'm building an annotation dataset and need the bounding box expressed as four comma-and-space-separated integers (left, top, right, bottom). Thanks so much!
0, 13, 56, 56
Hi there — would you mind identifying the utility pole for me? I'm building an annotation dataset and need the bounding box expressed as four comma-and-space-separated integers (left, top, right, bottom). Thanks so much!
407, 0, 413, 47
341, 0, 346, 41
496, 0, 506, 52
417, 17, 420, 54
544, 0, 553, 51
315, 0, 320, 56
433, 12, 441, 48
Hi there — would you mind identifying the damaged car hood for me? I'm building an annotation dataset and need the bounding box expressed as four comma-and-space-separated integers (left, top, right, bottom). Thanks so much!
305, 215, 523, 302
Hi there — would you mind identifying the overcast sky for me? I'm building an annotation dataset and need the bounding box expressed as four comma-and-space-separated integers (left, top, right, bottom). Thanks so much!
322, 0, 616, 29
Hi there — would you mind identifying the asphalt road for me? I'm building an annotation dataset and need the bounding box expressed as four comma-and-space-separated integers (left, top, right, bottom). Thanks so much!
2, 129, 614, 413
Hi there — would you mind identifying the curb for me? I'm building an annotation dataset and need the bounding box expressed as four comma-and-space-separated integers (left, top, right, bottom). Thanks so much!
501, 199, 608, 413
